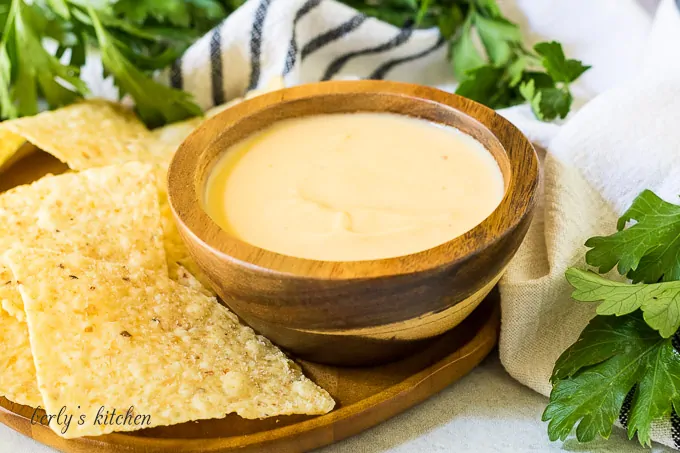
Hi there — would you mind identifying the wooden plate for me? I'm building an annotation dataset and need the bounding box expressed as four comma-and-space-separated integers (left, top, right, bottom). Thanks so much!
0, 152, 500, 453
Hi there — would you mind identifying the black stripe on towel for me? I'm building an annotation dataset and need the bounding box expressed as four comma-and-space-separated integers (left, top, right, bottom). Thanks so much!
283, 0, 323, 75
672, 330, 680, 445
209, 27, 224, 106
248, 0, 273, 90
669, 333, 680, 448
368, 34, 445, 80
300, 14, 367, 61
170, 58, 183, 89
618, 385, 636, 428
321, 26, 414, 81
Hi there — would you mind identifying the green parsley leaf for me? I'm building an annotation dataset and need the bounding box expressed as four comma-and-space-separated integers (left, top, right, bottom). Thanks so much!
454, 65, 506, 106
436, 4, 464, 39
550, 314, 635, 382
0, 45, 14, 119
520, 76, 572, 121
186, 0, 232, 32
514, 41, 590, 119
450, 16, 484, 80
0, 0, 87, 118
506, 56, 527, 87
519, 78, 540, 113
567, 268, 680, 338
473, 14, 521, 66
543, 312, 680, 446
585, 190, 680, 283
46, 0, 71, 20
113, 0, 191, 26
111, 0, 229, 31
472, 0, 503, 18
87, 5, 201, 128
534, 87, 572, 119
627, 338, 680, 446
521, 71, 556, 90
340, 0, 421, 27
534, 41, 591, 84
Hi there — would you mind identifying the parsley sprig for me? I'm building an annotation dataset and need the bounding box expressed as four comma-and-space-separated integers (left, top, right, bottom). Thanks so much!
0, 0, 238, 126
545, 191, 680, 447
586, 190, 680, 283
87, 5, 201, 126
0, 0, 589, 126
347, 0, 590, 120
453, 14, 589, 120
0, 0, 87, 118
567, 269, 680, 338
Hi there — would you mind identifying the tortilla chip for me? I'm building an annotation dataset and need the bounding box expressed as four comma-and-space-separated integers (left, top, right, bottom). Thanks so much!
1, 291, 24, 321
1, 262, 24, 322
6, 249, 334, 438
145, 117, 203, 166
0, 162, 167, 315
169, 264, 214, 298
205, 97, 244, 118
160, 204, 213, 293
202, 78, 280, 119
151, 165, 214, 294
0, 129, 28, 171
244, 76, 285, 100
1, 100, 153, 170
0, 264, 41, 408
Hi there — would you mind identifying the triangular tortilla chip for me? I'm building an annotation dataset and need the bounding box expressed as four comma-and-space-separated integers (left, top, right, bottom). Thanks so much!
169, 263, 214, 298
0, 263, 41, 407
151, 164, 214, 294
145, 117, 203, 165
1, 266, 24, 323
1, 100, 153, 170
0, 162, 167, 316
0, 129, 28, 171
6, 249, 334, 439
1, 102, 213, 291
160, 198, 214, 293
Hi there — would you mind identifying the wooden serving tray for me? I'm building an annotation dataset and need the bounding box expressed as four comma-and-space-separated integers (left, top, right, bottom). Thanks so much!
0, 152, 500, 453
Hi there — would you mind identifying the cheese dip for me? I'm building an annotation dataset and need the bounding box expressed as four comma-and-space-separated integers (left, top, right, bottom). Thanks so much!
204, 112, 504, 261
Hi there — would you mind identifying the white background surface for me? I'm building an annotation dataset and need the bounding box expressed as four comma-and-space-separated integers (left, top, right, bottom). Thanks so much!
1, 355, 673, 453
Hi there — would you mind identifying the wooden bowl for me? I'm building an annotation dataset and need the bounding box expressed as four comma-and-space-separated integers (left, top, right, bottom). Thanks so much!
168, 81, 538, 366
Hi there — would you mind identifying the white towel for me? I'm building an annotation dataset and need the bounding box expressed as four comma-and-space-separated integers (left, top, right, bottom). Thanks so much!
156, 0, 679, 449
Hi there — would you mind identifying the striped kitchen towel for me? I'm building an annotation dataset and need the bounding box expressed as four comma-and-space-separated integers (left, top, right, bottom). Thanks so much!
160, 0, 455, 110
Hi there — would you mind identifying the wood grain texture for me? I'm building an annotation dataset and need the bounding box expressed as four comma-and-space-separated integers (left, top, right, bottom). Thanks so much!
0, 292, 499, 453
168, 81, 539, 365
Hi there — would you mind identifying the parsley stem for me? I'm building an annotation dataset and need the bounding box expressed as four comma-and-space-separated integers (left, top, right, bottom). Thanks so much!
0, 0, 19, 50
415, 0, 432, 26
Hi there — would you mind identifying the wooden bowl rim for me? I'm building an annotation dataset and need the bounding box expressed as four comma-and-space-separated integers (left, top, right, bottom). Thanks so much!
168, 80, 538, 280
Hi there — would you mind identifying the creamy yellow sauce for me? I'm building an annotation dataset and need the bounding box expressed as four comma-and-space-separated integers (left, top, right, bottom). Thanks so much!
204, 113, 504, 261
